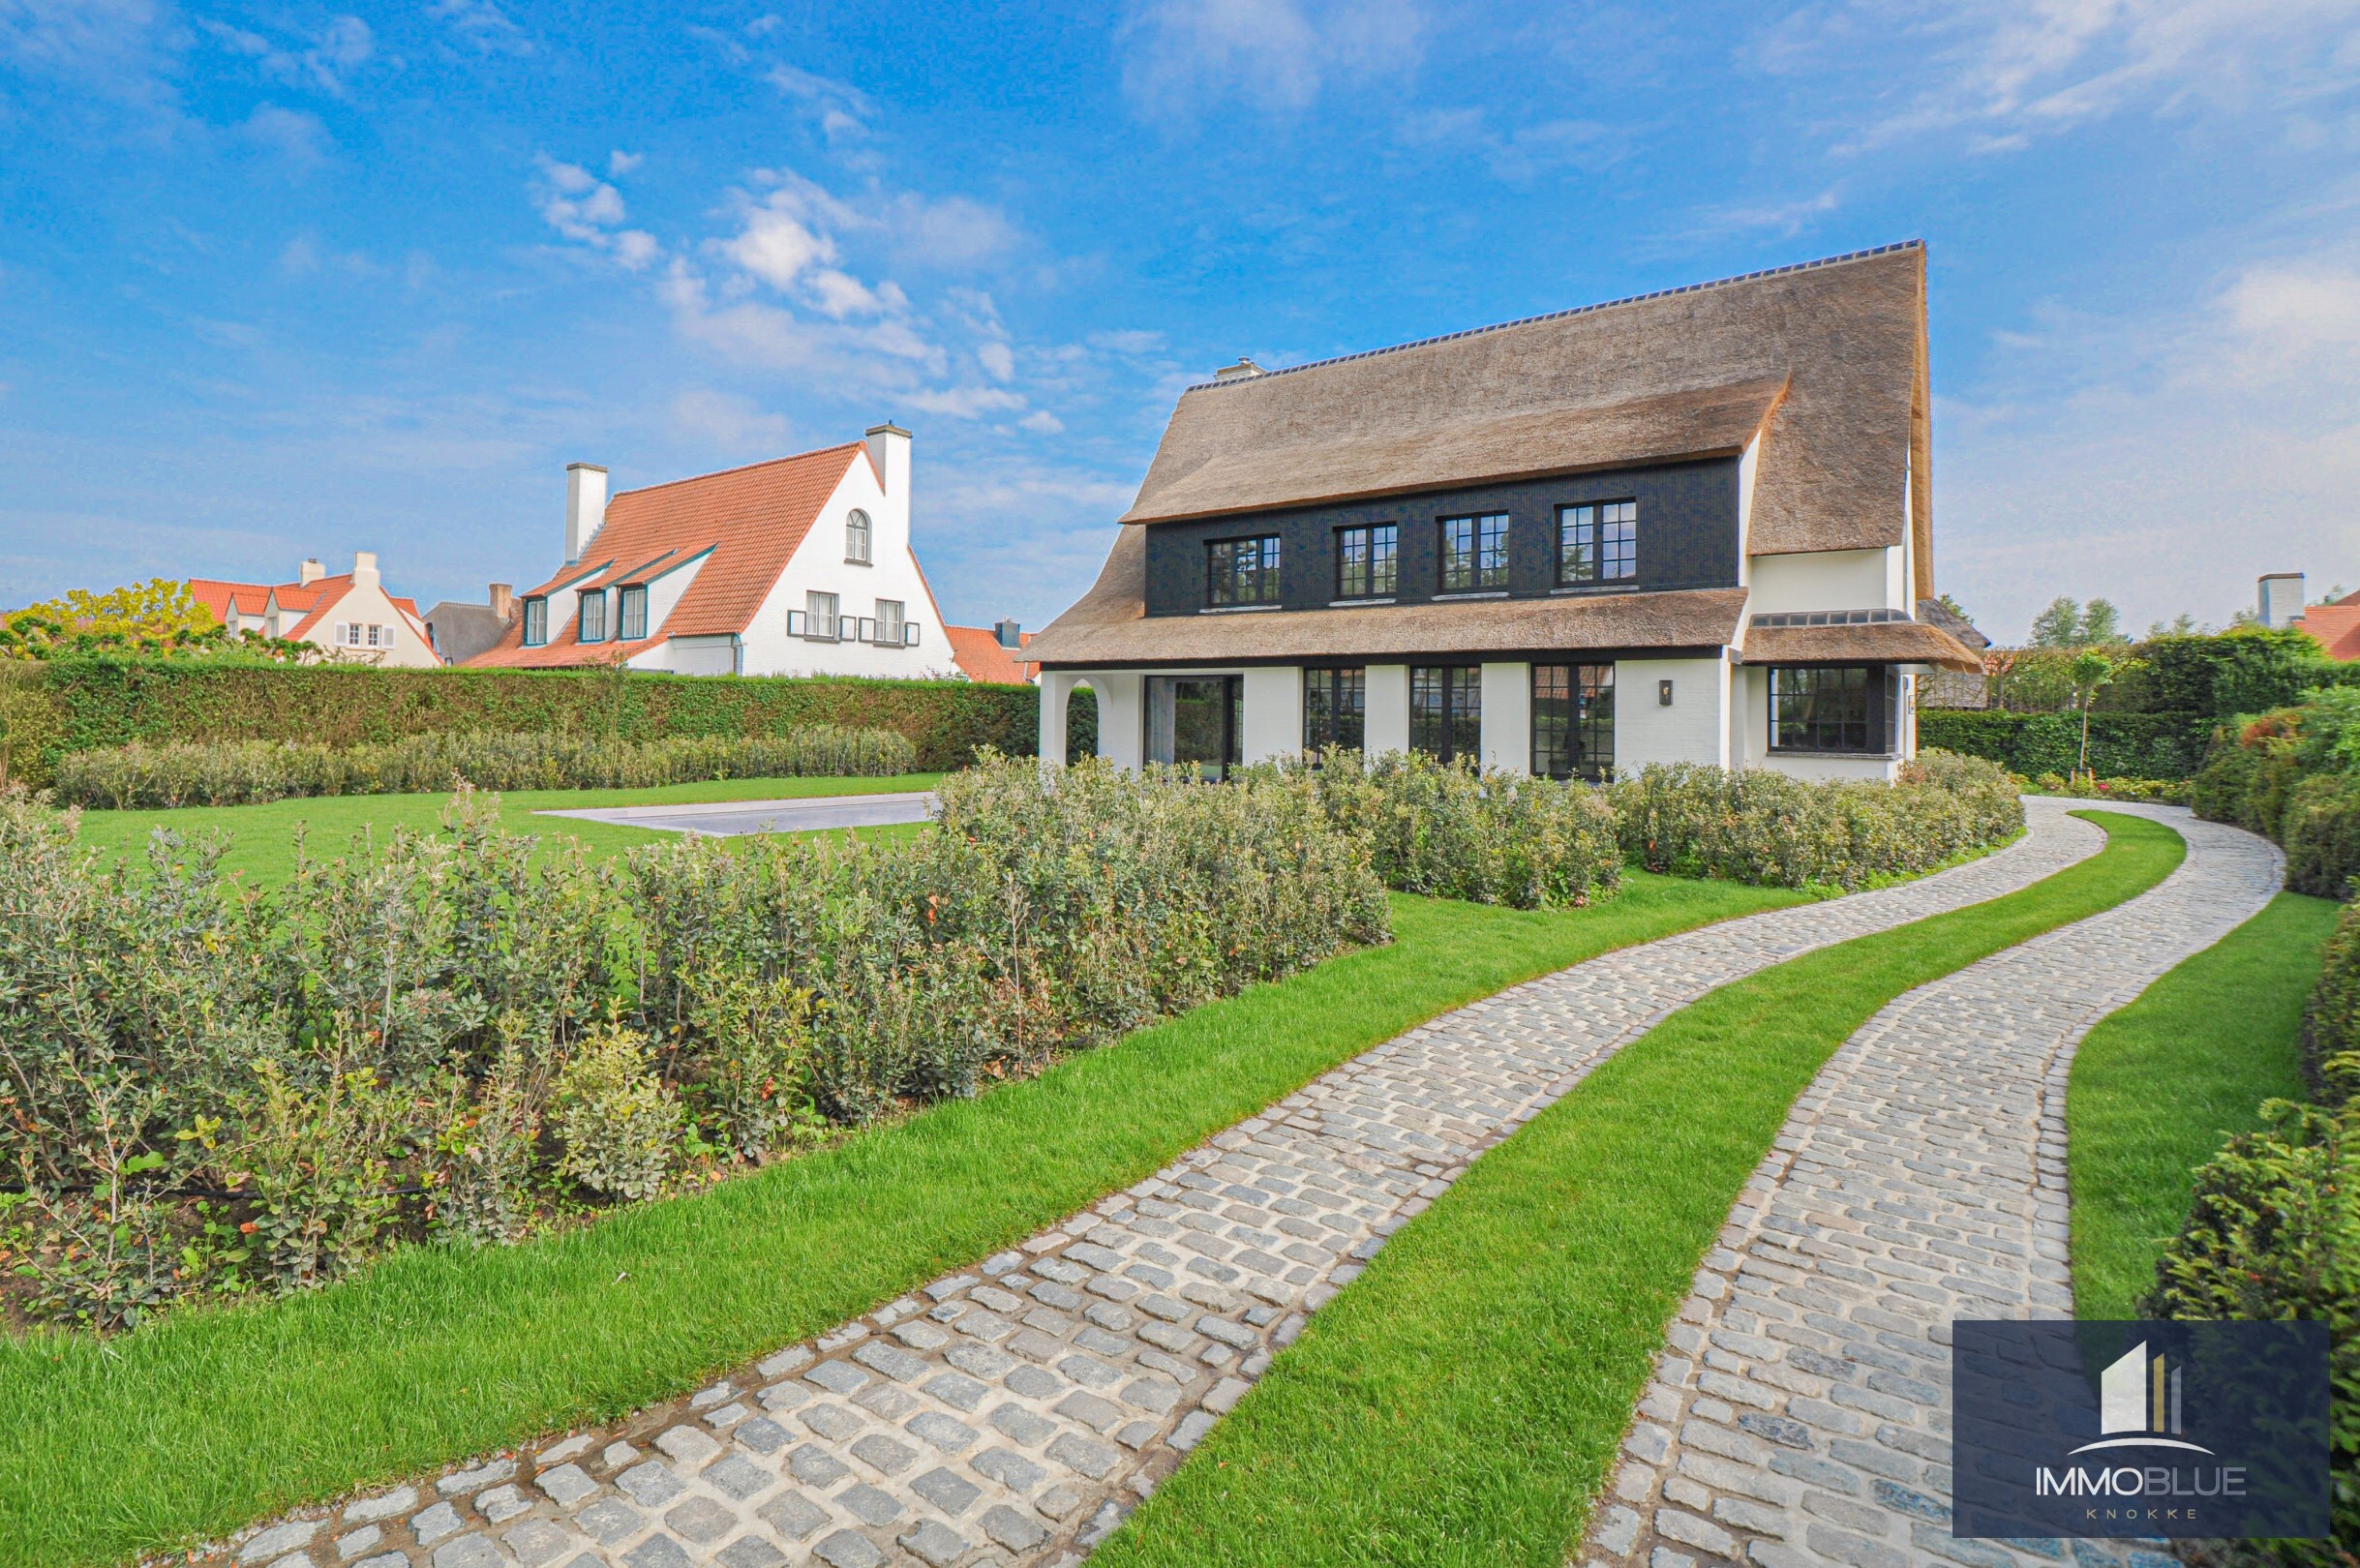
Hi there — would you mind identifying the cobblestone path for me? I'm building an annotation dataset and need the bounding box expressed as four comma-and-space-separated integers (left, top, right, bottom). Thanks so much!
1577, 805, 2283, 1568
207, 801, 2113, 1568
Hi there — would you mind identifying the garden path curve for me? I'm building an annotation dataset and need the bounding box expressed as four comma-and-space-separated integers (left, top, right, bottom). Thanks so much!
1574, 803, 2283, 1568
206, 800, 2112, 1568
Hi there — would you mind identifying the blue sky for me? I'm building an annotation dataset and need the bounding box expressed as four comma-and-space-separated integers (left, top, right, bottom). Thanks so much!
1, 0, 2356, 642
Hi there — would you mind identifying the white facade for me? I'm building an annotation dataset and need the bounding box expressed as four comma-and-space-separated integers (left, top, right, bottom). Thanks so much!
211, 553, 439, 667
1041, 543, 1933, 783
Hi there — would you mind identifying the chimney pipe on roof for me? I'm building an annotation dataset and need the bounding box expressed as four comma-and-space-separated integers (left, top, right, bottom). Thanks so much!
351, 551, 380, 589
865, 423, 911, 498
994, 618, 1022, 649
489, 583, 514, 620
566, 463, 610, 563
298, 558, 324, 585
1212, 357, 1265, 382
2259, 573, 2306, 629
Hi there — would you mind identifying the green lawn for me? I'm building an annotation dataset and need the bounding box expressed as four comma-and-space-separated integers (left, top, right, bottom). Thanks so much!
2067, 890, 2339, 1319
66, 772, 944, 887
0, 873, 1810, 1568
1096, 811, 2187, 1568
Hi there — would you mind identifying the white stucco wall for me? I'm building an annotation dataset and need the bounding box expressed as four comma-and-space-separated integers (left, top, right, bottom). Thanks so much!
314, 576, 439, 668
1093, 672, 1145, 770
1039, 672, 1075, 766
1365, 664, 1410, 757
1734, 434, 1761, 586
1241, 666, 1301, 764
1615, 655, 1731, 770
1731, 664, 1770, 769
738, 443, 956, 679
1768, 753, 1903, 783
1479, 661, 1531, 775
1745, 549, 1906, 615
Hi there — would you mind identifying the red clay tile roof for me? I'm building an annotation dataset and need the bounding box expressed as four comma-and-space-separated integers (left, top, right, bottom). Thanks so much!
2299, 603, 2360, 661
470, 443, 865, 669
188, 579, 271, 621
945, 625, 1037, 684
284, 578, 358, 641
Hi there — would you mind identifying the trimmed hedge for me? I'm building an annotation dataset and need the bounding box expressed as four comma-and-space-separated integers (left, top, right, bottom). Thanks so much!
0, 657, 1037, 785
1919, 708, 2210, 780
50, 728, 917, 809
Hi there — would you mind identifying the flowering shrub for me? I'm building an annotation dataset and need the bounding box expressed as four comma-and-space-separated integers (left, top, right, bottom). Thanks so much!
1610, 748, 2023, 891
51, 726, 917, 809
2023, 771, 2191, 804
1279, 748, 1622, 909
0, 755, 1385, 1327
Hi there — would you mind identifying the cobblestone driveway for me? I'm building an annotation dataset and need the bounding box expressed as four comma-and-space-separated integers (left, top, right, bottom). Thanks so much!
1576, 805, 2283, 1568
205, 800, 2136, 1568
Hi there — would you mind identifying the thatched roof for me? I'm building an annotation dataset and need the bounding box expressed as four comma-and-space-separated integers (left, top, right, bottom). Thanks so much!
1739, 618, 1982, 672
1117, 243, 1931, 585
1027, 527, 1746, 666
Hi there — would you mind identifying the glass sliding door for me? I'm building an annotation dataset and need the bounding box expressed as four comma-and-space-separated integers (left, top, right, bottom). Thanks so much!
1146, 675, 1243, 779
1409, 666, 1480, 764
1531, 664, 1616, 780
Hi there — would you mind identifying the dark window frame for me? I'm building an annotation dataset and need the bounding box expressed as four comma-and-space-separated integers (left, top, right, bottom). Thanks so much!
618, 585, 649, 642
579, 590, 608, 644
1558, 499, 1639, 586
1303, 666, 1368, 753
1531, 663, 1616, 781
1206, 534, 1284, 607
1333, 524, 1399, 600
522, 597, 548, 647
1437, 513, 1510, 592
1768, 665, 1898, 756
1409, 664, 1482, 763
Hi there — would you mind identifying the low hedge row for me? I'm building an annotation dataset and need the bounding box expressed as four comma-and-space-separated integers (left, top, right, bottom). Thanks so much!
0, 656, 1037, 785
2, 756, 1386, 1328
50, 728, 916, 809
2192, 692, 2360, 899
1919, 708, 2211, 780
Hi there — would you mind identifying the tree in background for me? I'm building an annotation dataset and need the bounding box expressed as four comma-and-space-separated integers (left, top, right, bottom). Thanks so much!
0, 579, 303, 662
2069, 648, 2122, 777
2029, 595, 2131, 648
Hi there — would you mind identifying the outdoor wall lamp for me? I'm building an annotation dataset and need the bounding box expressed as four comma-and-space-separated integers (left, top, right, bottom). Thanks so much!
1659, 678, 1675, 706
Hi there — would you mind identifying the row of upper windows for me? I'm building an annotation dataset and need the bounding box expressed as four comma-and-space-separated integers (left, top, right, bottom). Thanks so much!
334, 621, 401, 648
1204, 502, 1640, 608
522, 585, 650, 647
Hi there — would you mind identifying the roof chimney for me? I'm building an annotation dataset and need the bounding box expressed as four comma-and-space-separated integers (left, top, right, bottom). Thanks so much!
994, 618, 1022, 649
2259, 573, 2306, 629
1212, 357, 1265, 382
298, 558, 324, 585
566, 463, 610, 563
488, 583, 514, 620
865, 423, 911, 497
351, 551, 379, 589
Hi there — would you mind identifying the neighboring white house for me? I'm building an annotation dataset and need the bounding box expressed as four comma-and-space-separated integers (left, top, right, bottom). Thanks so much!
189, 553, 439, 667
469, 426, 959, 678
1025, 243, 1981, 784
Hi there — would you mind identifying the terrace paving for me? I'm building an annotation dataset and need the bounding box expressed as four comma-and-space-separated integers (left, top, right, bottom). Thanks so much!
205, 798, 2204, 1568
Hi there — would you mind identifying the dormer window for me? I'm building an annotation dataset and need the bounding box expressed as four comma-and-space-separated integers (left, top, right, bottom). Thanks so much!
580, 590, 608, 643
523, 598, 548, 646
1439, 514, 1509, 591
1207, 534, 1282, 607
845, 508, 872, 564
619, 586, 648, 641
1558, 500, 1637, 585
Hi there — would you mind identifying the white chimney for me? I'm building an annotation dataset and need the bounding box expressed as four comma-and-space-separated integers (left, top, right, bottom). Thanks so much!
2259, 573, 2306, 628
351, 551, 380, 589
864, 423, 911, 498
566, 463, 610, 562
1213, 357, 1265, 382
298, 558, 324, 585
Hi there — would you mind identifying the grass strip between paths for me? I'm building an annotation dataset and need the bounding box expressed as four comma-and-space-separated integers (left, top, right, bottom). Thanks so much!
0, 873, 1810, 1568
1095, 811, 2186, 1568
2067, 890, 2338, 1319
68, 771, 948, 887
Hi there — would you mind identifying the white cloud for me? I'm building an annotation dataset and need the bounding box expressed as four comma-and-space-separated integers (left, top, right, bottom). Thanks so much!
1121, 0, 1426, 116
0, 0, 181, 106
767, 62, 873, 140
242, 104, 329, 166
978, 341, 1015, 380
670, 388, 792, 454
1757, 0, 2360, 153
427, 0, 532, 56
722, 202, 836, 289
1400, 107, 1628, 180
1689, 185, 1843, 240
533, 156, 658, 271
1939, 247, 2360, 639
608, 149, 643, 177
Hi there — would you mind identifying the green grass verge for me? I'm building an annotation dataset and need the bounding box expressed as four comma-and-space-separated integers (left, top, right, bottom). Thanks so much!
0, 873, 1811, 1568
2067, 890, 2339, 1319
66, 772, 945, 887
1095, 811, 2187, 1568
